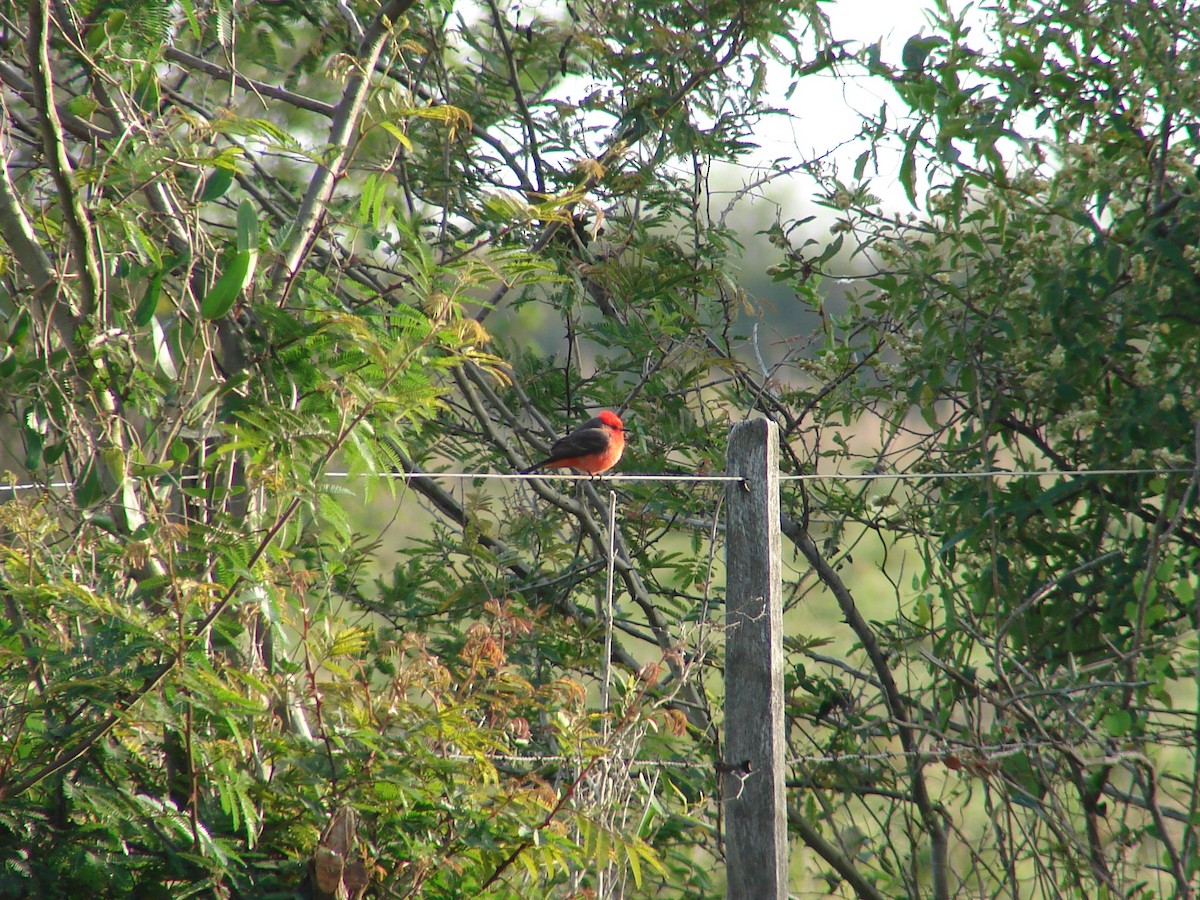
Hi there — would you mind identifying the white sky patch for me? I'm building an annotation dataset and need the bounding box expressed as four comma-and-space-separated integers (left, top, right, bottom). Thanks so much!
711, 0, 1008, 278
773, 0, 937, 171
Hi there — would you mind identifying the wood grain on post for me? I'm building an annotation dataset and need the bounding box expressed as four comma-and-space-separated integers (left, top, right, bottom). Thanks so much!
724, 418, 787, 899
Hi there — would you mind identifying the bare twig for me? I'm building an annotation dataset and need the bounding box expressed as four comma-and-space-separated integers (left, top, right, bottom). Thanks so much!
164, 48, 336, 118
270, 0, 421, 294
781, 514, 950, 900
27, 0, 102, 316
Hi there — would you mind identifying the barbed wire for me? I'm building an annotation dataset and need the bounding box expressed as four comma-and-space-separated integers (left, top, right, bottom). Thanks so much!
781, 466, 1193, 483
439, 737, 1168, 772
1, 465, 1193, 494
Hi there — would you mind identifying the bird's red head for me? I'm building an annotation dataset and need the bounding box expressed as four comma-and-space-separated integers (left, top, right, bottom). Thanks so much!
598, 410, 624, 431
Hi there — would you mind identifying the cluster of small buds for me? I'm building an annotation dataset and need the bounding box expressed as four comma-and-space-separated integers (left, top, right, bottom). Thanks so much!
1184, 244, 1200, 276
1054, 408, 1101, 437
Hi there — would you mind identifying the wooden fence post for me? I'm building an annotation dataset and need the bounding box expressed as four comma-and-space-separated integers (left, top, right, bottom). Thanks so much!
724, 417, 787, 898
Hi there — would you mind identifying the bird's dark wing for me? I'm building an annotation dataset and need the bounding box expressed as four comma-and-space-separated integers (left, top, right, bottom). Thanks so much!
547, 427, 609, 459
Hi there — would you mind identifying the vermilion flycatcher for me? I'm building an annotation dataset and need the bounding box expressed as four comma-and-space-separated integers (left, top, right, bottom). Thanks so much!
521, 410, 626, 475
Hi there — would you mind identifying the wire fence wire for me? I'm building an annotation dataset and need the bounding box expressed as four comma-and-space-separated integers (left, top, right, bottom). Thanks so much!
2, 465, 1194, 495
440, 732, 1192, 801
441, 736, 1136, 770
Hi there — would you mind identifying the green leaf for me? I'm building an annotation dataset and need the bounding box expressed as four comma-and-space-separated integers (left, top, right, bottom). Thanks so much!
133, 270, 165, 327
74, 458, 104, 507
1103, 709, 1132, 737
328, 625, 371, 658
151, 316, 178, 379
236, 199, 258, 252
626, 838, 643, 887
902, 35, 946, 72
200, 168, 235, 202
379, 121, 414, 152
87, 10, 125, 51
814, 233, 844, 265
169, 438, 189, 464
853, 149, 871, 181
8, 308, 30, 346
65, 95, 100, 118
23, 423, 43, 470
43, 441, 67, 466
179, 0, 201, 39
517, 848, 539, 881
133, 66, 160, 112
900, 128, 921, 207
200, 248, 257, 319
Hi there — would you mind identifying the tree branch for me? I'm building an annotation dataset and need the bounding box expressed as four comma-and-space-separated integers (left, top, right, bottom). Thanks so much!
163, 47, 336, 118
0, 59, 115, 140
270, 0, 420, 295
781, 514, 950, 900
27, 0, 102, 317
0, 132, 58, 305
482, 0, 545, 193
788, 808, 886, 900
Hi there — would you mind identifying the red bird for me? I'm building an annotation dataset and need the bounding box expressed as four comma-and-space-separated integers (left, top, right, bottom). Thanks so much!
521, 410, 626, 475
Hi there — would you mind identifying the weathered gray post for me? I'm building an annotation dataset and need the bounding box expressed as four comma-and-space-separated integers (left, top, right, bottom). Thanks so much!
724, 417, 787, 899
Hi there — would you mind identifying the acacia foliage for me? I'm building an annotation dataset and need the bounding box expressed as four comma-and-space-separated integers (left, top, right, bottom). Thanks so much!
0, 0, 832, 896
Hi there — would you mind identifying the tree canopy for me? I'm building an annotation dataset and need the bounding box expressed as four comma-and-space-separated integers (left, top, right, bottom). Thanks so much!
1, 0, 1198, 896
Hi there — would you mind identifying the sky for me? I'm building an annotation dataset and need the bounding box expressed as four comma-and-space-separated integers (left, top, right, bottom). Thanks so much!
771, 0, 937, 170
727, 0, 962, 223
707, 0, 956, 360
